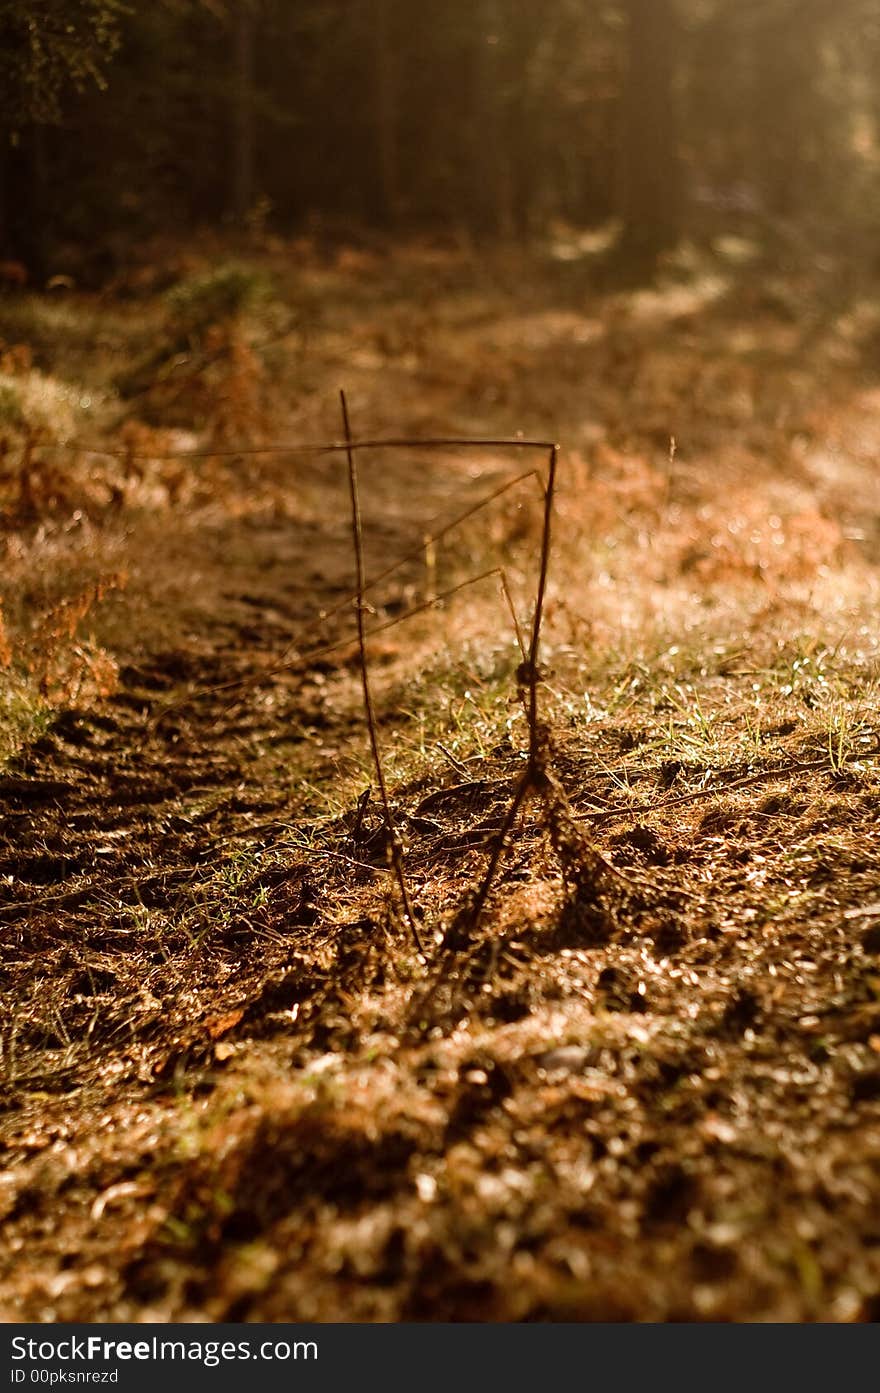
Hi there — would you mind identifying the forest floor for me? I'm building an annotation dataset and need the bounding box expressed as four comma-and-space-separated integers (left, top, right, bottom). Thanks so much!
1, 231, 880, 1321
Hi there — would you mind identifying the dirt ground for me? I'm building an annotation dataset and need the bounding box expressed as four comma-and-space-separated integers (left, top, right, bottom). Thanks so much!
2, 236, 880, 1321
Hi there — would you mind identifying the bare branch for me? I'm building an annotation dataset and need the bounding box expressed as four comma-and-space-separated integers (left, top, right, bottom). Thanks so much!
340, 390, 423, 956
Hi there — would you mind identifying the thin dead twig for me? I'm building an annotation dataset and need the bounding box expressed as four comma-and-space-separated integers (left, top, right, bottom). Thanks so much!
446, 445, 560, 944
38, 435, 558, 462
500, 570, 527, 661
190, 565, 511, 735
340, 391, 423, 955
526, 445, 558, 758
573, 751, 880, 826
448, 770, 532, 943
235, 466, 541, 680
435, 742, 472, 778
143, 465, 540, 735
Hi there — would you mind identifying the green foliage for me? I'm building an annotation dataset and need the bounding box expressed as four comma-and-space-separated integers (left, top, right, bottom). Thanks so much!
165, 263, 269, 341
0, 677, 51, 770
0, 0, 126, 125
114, 261, 272, 418
0, 368, 78, 439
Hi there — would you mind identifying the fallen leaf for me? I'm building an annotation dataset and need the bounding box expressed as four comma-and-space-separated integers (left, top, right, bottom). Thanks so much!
91, 1180, 154, 1221
205, 1007, 244, 1040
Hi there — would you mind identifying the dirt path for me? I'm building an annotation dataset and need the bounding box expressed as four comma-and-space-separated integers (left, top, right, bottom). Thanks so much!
0, 436, 537, 1317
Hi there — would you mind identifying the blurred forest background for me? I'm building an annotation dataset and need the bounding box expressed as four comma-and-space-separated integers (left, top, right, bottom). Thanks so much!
4, 0, 880, 279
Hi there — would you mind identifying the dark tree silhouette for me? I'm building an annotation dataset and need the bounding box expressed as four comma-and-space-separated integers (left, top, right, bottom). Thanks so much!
231, 0, 256, 225
618, 0, 682, 265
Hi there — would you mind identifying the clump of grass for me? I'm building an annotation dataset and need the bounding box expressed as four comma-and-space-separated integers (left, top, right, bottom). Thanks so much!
117, 263, 273, 439
0, 590, 48, 765
0, 378, 25, 430
0, 352, 101, 513
164, 263, 270, 342
0, 367, 79, 442
0, 574, 125, 762
26, 573, 126, 706
0, 673, 51, 769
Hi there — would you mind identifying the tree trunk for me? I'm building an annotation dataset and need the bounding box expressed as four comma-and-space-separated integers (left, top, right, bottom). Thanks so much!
619, 0, 681, 266
748, 1, 830, 223
0, 129, 10, 260
0, 126, 46, 278
471, 0, 513, 238
231, 0, 256, 226
373, 0, 400, 225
